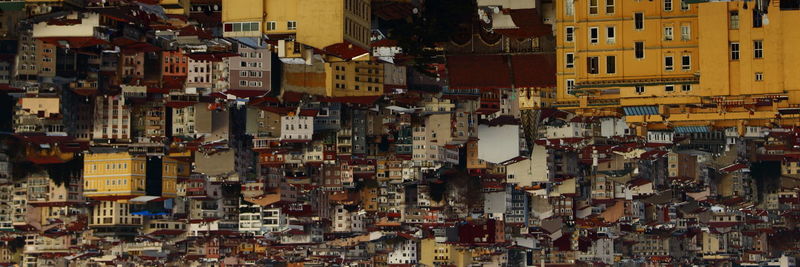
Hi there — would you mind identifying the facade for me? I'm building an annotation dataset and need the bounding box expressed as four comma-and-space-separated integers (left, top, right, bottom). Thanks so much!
83, 151, 147, 199
222, 0, 371, 55
227, 44, 271, 97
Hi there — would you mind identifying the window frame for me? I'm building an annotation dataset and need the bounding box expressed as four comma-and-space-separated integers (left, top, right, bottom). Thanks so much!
664, 56, 674, 71
566, 53, 575, 68
634, 41, 645, 59
565, 27, 575, 42
682, 55, 691, 70
589, 27, 599, 44
634, 13, 644, 30
730, 42, 740, 60
754, 40, 764, 59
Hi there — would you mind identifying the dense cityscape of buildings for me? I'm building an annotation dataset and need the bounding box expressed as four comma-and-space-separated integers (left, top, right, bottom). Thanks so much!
0, 0, 800, 266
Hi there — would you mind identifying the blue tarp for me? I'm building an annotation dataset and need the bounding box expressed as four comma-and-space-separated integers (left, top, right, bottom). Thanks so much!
674, 126, 710, 134
623, 106, 659, 116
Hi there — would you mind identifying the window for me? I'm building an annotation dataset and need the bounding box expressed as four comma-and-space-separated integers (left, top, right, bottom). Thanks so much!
606, 0, 615, 13
566, 79, 576, 94
681, 24, 691, 40
635, 86, 645, 94
664, 0, 673, 11
664, 27, 673, 41
635, 42, 645, 59
681, 84, 691, 91
240, 71, 247, 77
239, 80, 247, 86
565, 27, 574, 42
589, 27, 599, 44
566, 0, 575, 16
587, 57, 599, 74
224, 22, 259, 32
730, 11, 739, 29
681, 0, 689, 10
606, 26, 616, 44
753, 9, 763, 28
665, 85, 675, 92
634, 13, 644, 30
606, 56, 616, 74
730, 42, 740, 60
287, 21, 297, 30
754, 40, 763, 58
589, 0, 599, 14
665, 56, 674, 71
267, 21, 276, 31
682, 55, 691, 70
755, 72, 764, 81
566, 53, 574, 68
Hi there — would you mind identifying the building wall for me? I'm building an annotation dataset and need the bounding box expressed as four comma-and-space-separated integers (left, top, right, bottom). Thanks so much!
325, 60, 384, 97
228, 44, 271, 94
83, 152, 146, 198
92, 95, 131, 140
697, 2, 800, 102
555, 0, 699, 108
222, 0, 370, 50
90, 200, 143, 226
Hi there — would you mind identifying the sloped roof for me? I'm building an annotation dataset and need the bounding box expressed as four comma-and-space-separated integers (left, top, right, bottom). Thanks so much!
447, 54, 556, 89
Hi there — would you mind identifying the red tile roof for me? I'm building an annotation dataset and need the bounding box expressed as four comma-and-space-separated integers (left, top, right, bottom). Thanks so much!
225, 89, 269, 98
447, 54, 510, 89
493, 9, 552, 38
447, 54, 556, 89
510, 53, 557, 88
323, 41, 369, 60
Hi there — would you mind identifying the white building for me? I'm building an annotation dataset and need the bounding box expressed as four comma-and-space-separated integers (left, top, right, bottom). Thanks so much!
93, 95, 130, 140
386, 236, 418, 265
478, 123, 522, 164
261, 207, 286, 233
646, 131, 674, 144
187, 58, 213, 94
600, 117, 629, 138
332, 205, 365, 233
280, 112, 314, 141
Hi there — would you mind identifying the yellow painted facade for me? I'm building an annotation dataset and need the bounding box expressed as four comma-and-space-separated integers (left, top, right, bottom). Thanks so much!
160, 0, 190, 15
556, 0, 800, 131
161, 157, 182, 198
419, 238, 472, 267
221, 0, 371, 51
324, 60, 384, 97
83, 152, 147, 198
556, 0, 700, 111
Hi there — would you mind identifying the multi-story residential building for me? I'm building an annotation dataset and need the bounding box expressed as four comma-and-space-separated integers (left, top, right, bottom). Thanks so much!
15, 31, 56, 82
83, 151, 147, 199
92, 95, 131, 141
222, 0, 371, 58
227, 43, 271, 97
14, 97, 63, 133
89, 200, 143, 237
555, 0, 699, 123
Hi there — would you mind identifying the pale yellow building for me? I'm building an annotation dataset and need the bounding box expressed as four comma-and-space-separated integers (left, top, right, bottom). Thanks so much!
83, 151, 147, 199
556, 0, 699, 117
419, 238, 473, 267
222, 0, 371, 56
324, 60, 384, 97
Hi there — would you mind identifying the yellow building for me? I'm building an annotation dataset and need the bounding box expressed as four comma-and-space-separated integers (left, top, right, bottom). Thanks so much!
83, 151, 147, 199
283, 57, 385, 97
419, 238, 472, 267
556, 0, 700, 115
558, 0, 800, 133
222, 0, 371, 55
324, 60, 384, 97
160, 0, 190, 15
161, 157, 184, 198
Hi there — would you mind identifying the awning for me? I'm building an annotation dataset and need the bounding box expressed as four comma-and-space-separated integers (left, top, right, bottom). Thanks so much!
674, 126, 710, 134
623, 106, 659, 116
